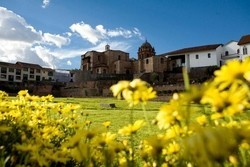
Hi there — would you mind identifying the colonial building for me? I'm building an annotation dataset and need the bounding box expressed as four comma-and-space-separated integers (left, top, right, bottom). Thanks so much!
163, 44, 223, 72
79, 41, 168, 83
136, 40, 168, 74
220, 41, 240, 65
81, 44, 133, 75
238, 34, 250, 60
0, 61, 54, 83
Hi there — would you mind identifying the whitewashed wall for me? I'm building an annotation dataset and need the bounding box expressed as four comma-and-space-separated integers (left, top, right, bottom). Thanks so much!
189, 50, 219, 68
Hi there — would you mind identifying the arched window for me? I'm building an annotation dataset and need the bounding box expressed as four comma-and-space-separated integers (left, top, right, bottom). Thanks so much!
243, 46, 248, 55
237, 49, 240, 54
225, 51, 229, 56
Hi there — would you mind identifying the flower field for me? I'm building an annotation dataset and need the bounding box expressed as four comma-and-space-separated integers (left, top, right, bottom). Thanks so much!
1, 59, 250, 166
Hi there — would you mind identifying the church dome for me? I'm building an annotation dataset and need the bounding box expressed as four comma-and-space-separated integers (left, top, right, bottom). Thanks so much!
141, 40, 153, 48
138, 40, 155, 59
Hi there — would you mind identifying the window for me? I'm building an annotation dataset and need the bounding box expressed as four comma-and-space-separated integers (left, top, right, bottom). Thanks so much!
23, 74, 28, 81
23, 68, 28, 71
208, 53, 211, 58
225, 51, 229, 56
118, 55, 121, 60
16, 69, 21, 75
30, 68, 34, 74
36, 75, 41, 81
196, 55, 199, 59
1, 74, 6, 79
1, 67, 7, 74
48, 71, 53, 76
237, 49, 240, 54
16, 76, 21, 80
103, 69, 106, 74
30, 75, 34, 79
97, 69, 99, 73
9, 68, 14, 73
146, 59, 149, 64
243, 46, 248, 55
8, 75, 14, 81
98, 55, 100, 61
36, 69, 41, 73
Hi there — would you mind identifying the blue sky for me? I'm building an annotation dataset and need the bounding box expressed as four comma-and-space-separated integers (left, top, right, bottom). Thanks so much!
0, 0, 249, 69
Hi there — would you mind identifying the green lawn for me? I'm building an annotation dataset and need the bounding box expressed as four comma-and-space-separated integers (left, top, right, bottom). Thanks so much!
53, 97, 166, 139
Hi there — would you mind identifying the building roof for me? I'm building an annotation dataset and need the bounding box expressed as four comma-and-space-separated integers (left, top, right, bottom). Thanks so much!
141, 40, 153, 48
238, 34, 250, 45
0, 61, 21, 68
16, 61, 42, 69
164, 44, 222, 55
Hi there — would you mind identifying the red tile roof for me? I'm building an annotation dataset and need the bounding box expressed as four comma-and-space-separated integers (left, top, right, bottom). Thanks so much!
16, 61, 42, 69
238, 35, 250, 45
164, 44, 222, 55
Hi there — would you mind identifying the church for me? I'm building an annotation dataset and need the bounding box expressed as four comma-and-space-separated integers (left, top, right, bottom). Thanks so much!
78, 40, 168, 83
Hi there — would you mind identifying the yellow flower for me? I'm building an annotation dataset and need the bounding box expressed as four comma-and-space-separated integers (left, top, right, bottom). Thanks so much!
167, 141, 180, 154
102, 121, 111, 128
196, 115, 208, 126
18, 90, 29, 97
110, 79, 156, 106
214, 59, 250, 90
110, 80, 130, 99
118, 120, 145, 135
156, 100, 183, 129
201, 82, 248, 116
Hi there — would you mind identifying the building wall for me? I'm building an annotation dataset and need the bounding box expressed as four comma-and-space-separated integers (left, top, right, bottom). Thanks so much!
189, 50, 219, 68
143, 57, 154, 73
240, 43, 250, 60
222, 41, 240, 56
153, 56, 168, 73
0, 62, 54, 83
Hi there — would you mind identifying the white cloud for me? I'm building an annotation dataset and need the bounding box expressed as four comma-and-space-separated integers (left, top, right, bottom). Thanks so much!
70, 22, 142, 45
70, 22, 104, 45
67, 60, 72, 66
0, 7, 143, 69
0, 7, 41, 43
43, 33, 70, 48
42, 0, 50, 8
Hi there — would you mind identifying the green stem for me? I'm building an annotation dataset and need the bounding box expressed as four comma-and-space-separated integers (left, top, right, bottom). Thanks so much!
141, 104, 152, 134
129, 107, 135, 167
182, 67, 190, 91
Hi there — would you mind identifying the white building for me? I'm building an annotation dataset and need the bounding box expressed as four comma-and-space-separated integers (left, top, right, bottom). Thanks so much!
164, 44, 223, 72
0, 61, 54, 83
220, 41, 240, 65
238, 34, 250, 60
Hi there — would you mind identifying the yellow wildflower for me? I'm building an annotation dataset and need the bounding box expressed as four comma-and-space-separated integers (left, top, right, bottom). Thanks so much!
156, 100, 183, 129
102, 121, 111, 128
118, 120, 145, 135
214, 59, 250, 90
110, 79, 157, 106
196, 115, 208, 126
167, 141, 180, 154
201, 82, 248, 116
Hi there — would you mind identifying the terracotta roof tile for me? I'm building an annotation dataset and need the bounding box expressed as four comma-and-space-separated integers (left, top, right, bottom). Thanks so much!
238, 34, 250, 45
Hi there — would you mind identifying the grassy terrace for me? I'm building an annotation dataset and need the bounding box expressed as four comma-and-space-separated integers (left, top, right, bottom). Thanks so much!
53, 97, 166, 137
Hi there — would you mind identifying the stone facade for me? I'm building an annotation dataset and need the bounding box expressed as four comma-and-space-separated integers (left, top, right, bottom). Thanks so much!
79, 41, 168, 83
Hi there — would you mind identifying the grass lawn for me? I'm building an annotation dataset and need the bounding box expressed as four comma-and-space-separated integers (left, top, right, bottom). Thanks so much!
54, 97, 166, 133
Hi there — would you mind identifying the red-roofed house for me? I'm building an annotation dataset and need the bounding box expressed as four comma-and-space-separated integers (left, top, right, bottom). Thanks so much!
163, 44, 223, 72
238, 34, 250, 60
